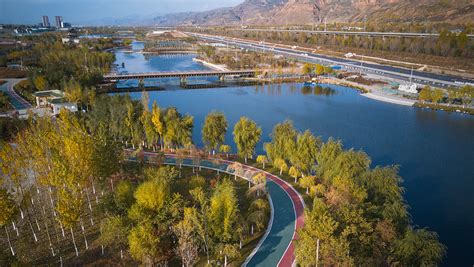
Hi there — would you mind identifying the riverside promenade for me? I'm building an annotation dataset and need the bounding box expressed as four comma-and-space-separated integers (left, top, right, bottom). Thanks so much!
140, 152, 305, 267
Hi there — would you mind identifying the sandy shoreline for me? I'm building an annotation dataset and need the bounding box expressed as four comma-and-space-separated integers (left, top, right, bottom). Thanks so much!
192, 58, 229, 71
361, 92, 416, 106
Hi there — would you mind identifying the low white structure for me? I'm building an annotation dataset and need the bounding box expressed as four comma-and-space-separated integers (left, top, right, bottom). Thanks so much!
62, 38, 80, 44
32, 90, 77, 116
398, 83, 418, 94
49, 99, 78, 115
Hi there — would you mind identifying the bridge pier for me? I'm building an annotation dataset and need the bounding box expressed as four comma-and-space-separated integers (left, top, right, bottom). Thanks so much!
218, 75, 225, 82
138, 78, 145, 88
180, 76, 187, 86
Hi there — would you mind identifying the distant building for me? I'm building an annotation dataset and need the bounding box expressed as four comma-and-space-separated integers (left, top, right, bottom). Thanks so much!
398, 83, 418, 94
55, 16, 63, 28
42, 16, 50, 27
61, 22, 71, 28
62, 38, 80, 44
32, 90, 77, 115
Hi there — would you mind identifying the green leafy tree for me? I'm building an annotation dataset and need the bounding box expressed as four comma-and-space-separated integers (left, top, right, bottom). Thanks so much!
289, 166, 300, 183
233, 117, 262, 163
273, 158, 288, 175
316, 138, 343, 182
151, 101, 165, 149
202, 111, 228, 154
219, 144, 231, 158
133, 180, 169, 212
34, 75, 48, 90
392, 228, 446, 266
315, 64, 325, 76
431, 89, 444, 103
174, 208, 200, 267
99, 215, 130, 258
299, 176, 316, 194
419, 86, 432, 102
0, 189, 17, 256
128, 222, 163, 265
264, 120, 297, 162
256, 155, 268, 169
301, 63, 314, 75
209, 179, 240, 243
290, 130, 321, 176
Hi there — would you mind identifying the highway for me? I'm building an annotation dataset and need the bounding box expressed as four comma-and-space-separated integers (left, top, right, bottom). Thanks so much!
238, 28, 474, 40
187, 32, 474, 88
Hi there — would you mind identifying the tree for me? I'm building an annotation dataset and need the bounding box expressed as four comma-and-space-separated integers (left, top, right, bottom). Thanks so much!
188, 189, 212, 263
99, 215, 129, 258
174, 208, 200, 267
324, 66, 333, 75
289, 166, 300, 183
209, 179, 240, 243
133, 180, 169, 212
273, 158, 288, 176
202, 111, 228, 154
264, 120, 297, 162
219, 144, 231, 158
247, 198, 270, 234
315, 64, 325, 76
290, 130, 321, 176
248, 172, 267, 198
431, 89, 444, 103
392, 228, 446, 266
151, 101, 164, 150
316, 138, 343, 182
256, 155, 268, 169
141, 110, 158, 149
0, 189, 17, 256
296, 200, 353, 266
299, 176, 316, 194
418, 86, 432, 102
114, 180, 135, 213
301, 63, 314, 75
459, 85, 474, 107
128, 222, 162, 265
233, 117, 262, 163
163, 108, 194, 149
34, 75, 47, 90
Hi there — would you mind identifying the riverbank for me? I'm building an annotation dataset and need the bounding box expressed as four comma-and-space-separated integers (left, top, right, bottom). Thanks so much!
414, 102, 474, 115
192, 58, 229, 71
311, 77, 418, 106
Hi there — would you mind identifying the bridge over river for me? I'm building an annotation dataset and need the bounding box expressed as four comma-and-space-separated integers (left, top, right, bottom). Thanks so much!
103, 70, 256, 85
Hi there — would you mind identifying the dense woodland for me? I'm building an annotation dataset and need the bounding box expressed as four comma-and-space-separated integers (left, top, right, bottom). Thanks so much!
0, 94, 270, 265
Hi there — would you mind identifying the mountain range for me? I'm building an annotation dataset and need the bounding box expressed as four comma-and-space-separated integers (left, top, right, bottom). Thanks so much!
151, 0, 474, 26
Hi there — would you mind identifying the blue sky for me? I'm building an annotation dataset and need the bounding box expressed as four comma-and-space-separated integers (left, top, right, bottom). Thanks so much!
0, 0, 244, 25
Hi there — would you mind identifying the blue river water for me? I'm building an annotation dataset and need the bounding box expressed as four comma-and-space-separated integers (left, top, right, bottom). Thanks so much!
113, 42, 474, 266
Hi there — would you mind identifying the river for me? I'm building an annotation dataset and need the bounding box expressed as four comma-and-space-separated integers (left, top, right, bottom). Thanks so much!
113, 42, 474, 266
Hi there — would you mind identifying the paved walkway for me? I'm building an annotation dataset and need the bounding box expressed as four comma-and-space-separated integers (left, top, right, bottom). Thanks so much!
140, 152, 305, 266
0, 79, 32, 110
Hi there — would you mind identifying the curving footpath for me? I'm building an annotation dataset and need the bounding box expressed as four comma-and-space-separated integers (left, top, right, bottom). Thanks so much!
141, 152, 305, 267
